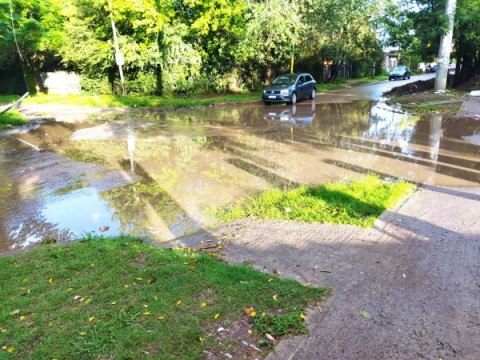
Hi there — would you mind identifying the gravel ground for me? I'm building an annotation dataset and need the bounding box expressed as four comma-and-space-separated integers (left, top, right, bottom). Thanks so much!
178, 185, 480, 359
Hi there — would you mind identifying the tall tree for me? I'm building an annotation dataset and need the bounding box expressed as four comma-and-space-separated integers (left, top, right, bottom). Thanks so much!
0, 0, 64, 93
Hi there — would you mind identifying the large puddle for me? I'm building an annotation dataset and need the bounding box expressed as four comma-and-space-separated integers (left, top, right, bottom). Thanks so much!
1, 100, 479, 252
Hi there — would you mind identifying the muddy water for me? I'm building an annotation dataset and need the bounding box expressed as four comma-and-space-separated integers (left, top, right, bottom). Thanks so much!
1, 100, 479, 252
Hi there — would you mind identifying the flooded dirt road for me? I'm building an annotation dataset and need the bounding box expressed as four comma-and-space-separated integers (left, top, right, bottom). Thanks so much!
1, 77, 479, 252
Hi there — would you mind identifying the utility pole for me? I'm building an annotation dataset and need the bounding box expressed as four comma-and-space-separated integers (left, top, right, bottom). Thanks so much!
108, 1, 126, 95
434, 0, 457, 92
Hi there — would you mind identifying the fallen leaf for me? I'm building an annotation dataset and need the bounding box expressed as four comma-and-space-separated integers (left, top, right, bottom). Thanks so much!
7, 347, 14, 353
136, 277, 143, 281
268, 279, 273, 282
0, 327, 7, 333
143, 304, 148, 308
201, 302, 207, 308
110, 301, 117, 305
359, 310, 371, 319
20, 316, 25, 321
10, 310, 20, 316
157, 315, 165, 320
244, 307, 254, 315
84, 298, 92, 305
300, 313, 305, 320
67, 288, 73, 292
248, 329, 252, 335
199, 336, 204, 344
188, 259, 197, 265
266, 333, 276, 342
176, 300, 182, 306
79, 332, 87, 336
48, 278, 53, 284
261, 312, 266, 317
143, 312, 151, 316
250, 311, 256, 318
214, 313, 220, 319
88, 316, 95, 322
272, 295, 278, 301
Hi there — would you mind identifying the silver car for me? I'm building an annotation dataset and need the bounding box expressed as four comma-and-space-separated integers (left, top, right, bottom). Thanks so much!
262, 73, 316, 105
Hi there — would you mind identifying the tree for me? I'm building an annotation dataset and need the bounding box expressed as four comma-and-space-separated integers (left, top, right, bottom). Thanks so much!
301, 0, 383, 80
237, 0, 304, 82
0, 0, 65, 94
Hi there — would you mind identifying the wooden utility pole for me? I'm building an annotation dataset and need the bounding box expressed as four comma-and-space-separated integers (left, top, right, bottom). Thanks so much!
434, 0, 457, 92
108, 1, 126, 95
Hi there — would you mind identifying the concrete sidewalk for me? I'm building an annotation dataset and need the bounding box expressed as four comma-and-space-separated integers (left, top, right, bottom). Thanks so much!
179, 185, 480, 359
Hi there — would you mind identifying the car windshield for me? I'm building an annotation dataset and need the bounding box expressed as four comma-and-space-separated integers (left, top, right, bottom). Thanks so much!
272, 75, 297, 85
393, 66, 406, 71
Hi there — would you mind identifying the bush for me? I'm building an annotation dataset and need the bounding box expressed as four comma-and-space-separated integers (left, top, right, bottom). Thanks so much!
80, 76, 112, 95
125, 72, 158, 95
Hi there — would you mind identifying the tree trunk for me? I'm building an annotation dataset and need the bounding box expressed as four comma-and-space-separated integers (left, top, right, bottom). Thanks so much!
434, 0, 457, 91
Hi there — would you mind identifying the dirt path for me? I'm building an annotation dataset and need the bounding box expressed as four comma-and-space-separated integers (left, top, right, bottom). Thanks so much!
178, 185, 480, 359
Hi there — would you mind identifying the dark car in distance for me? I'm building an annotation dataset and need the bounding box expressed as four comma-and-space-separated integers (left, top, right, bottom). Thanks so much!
388, 65, 411, 81
263, 73, 316, 105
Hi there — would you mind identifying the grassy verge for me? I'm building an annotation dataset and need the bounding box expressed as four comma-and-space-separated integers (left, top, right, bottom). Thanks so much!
0, 110, 28, 130
0, 236, 328, 359
0, 92, 262, 110
348, 74, 389, 86
388, 90, 464, 115
0, 78, 368, 110
214, 175, 414, 227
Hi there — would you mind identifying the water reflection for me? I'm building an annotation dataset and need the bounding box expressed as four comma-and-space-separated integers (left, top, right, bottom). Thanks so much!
0, 101, 479, 252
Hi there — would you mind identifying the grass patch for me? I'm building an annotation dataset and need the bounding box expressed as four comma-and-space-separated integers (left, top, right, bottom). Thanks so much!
0, 236, 328, 359
399, 102, 462, 115
0, 110, 28, 130
349, 74, 389, 86
0, 92, 262, 110
214, 175, 414, 227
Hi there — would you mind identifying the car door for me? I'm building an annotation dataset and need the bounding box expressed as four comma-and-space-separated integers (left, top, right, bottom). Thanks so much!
296, 75, 307, 99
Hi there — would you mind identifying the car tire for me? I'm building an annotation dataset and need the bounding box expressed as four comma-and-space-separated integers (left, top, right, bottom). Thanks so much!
264, 101, 271, 105
289, 92, 297, 105
309, 88, 316, 100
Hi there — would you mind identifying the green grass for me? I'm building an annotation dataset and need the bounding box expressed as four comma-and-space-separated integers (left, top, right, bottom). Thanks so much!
0, 236, 328, 359
214, 175, 415, 227
399, 102, 462, 115
349, 74, 389, 86
0, 92, 262, 110
0, 110, 28, 130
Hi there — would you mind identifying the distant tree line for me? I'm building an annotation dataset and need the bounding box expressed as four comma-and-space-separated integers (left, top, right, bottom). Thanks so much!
382, 0, 480, 86
0, 0, 478, 96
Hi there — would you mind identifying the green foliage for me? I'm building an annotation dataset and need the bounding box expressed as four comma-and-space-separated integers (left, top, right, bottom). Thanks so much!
0, 236, 328, 359
0, 0, 392, 94
214, 175, 414, 227
79, 76, 112, 95
0, 110, 28, 129
0, 0, 65, 93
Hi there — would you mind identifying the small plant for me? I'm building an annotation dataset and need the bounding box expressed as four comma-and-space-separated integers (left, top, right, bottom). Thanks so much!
0, 110, 28, 130
254, 311, 309, 336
